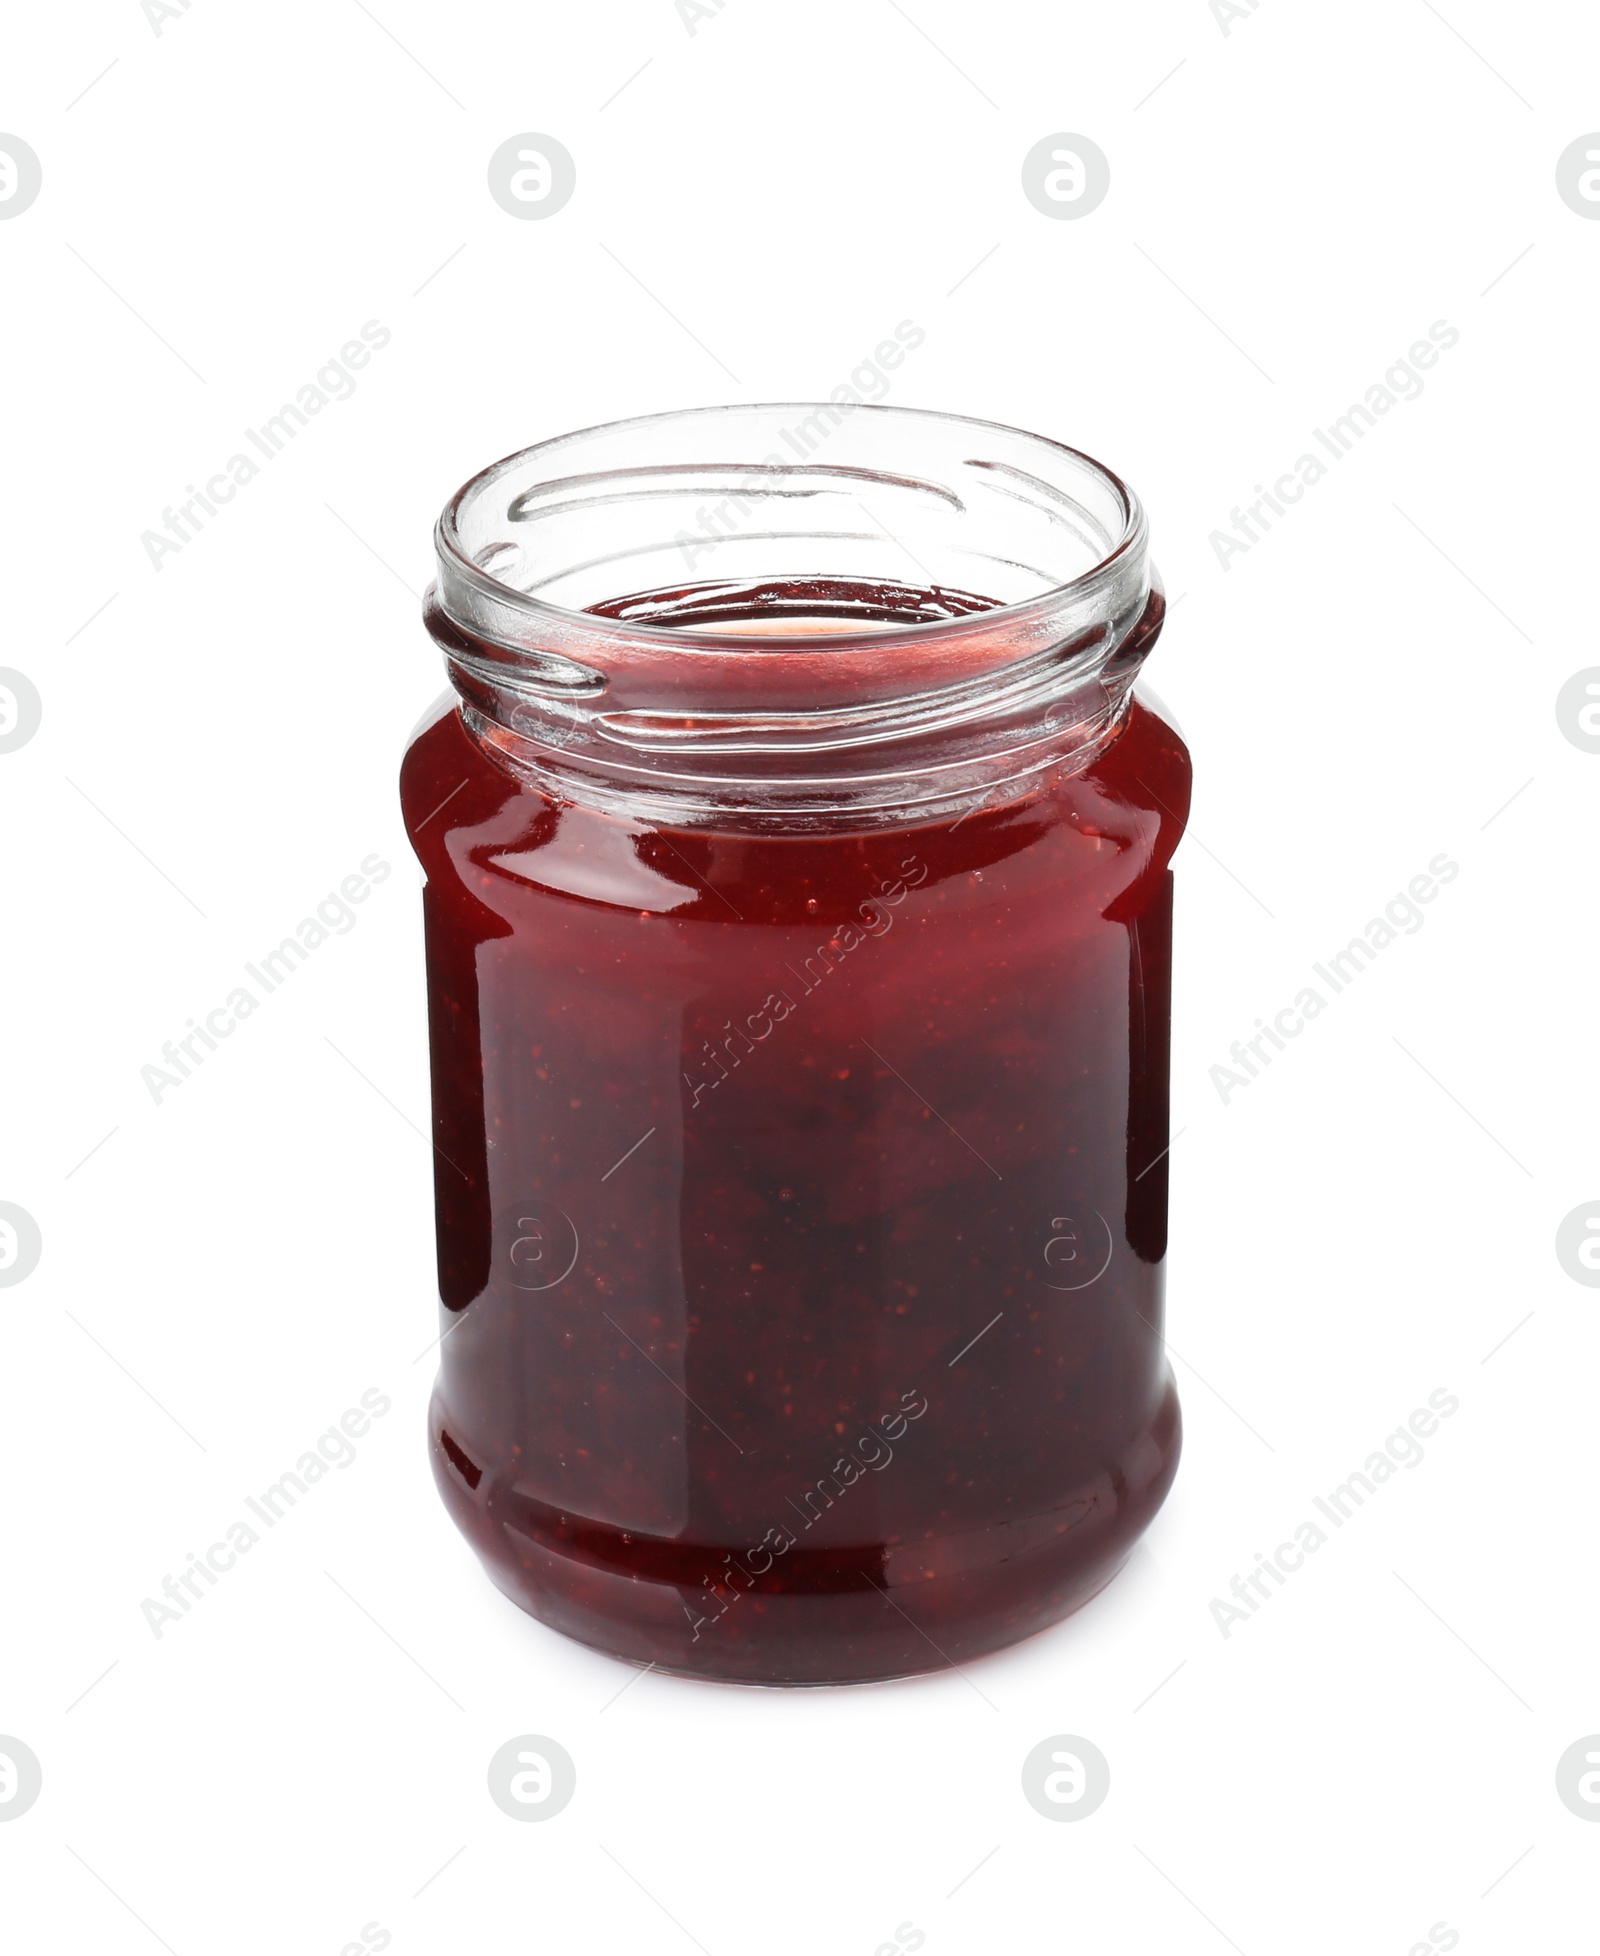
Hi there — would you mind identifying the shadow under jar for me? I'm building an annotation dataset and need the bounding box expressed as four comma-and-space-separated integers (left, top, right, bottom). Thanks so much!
401, 404, 1190, 1685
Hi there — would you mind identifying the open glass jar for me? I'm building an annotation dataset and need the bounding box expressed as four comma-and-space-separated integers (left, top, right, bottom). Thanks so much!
401, 404, 1188, 1684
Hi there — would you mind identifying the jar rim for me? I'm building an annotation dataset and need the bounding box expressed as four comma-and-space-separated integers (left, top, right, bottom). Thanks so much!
427, 404, 1162, 826
434, 401, 1146, 663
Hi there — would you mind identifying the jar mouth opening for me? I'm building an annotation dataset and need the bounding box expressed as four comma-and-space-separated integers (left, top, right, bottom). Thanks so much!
434, 402, 1144, 665
426, 404, 1162, 823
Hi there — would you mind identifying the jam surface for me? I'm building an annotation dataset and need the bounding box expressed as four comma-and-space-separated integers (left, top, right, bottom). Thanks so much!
401, 583, 1189, 1683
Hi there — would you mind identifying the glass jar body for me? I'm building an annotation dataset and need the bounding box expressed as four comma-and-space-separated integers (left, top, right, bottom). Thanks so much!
402, 688, 1188, 1684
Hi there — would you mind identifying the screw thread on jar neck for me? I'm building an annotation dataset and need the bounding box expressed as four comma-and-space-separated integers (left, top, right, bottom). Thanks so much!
427, 404, 1162, 827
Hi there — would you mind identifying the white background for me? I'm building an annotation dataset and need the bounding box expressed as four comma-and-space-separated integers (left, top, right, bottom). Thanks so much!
3, 1, 1597, 1950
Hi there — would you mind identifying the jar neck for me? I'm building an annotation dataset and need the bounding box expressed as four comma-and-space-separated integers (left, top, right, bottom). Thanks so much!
427, 582, 1163, 830
425, 406, 1163, 829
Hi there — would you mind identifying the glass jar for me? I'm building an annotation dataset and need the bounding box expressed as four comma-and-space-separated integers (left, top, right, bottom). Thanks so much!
401, 404, 1189, 1685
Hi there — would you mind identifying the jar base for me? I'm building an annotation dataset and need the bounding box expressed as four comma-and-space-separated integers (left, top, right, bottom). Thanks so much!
493, 1553, 1137, 1690
433, 1381, 1180, 1687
